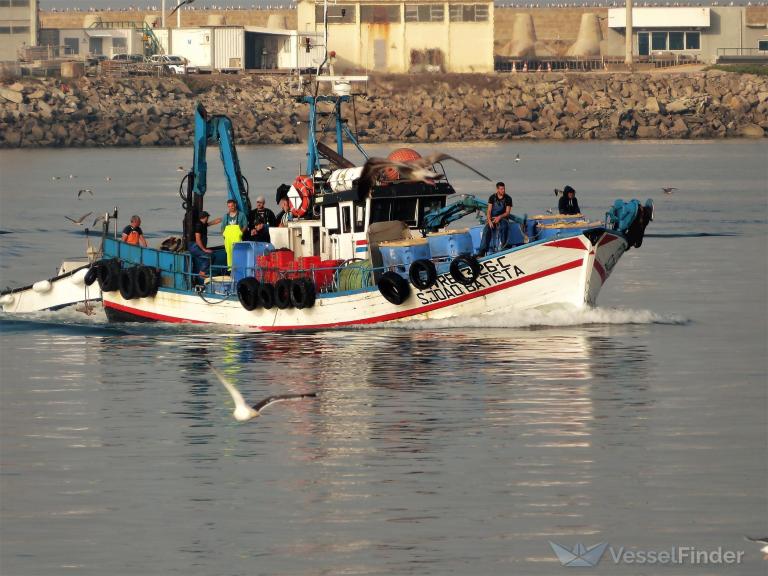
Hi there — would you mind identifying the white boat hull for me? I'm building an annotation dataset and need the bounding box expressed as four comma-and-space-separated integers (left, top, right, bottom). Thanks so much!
0, 261, 101, 314
103, 232, 628, 330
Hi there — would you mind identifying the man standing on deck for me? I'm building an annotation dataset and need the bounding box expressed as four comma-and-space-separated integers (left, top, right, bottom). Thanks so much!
477, 182, 513, 257
247, 196, 277, 243
558, 185, 581, 215
221, 199, 248, 271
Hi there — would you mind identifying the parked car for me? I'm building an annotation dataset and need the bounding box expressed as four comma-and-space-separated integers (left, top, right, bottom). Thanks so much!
86, 54, 109, 66
148, 54, 189, 74
112, 54, 145, 63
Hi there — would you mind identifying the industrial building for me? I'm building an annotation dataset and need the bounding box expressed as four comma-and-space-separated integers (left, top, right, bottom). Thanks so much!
296, 0, 495, 73
606, 6, 768, 64
0, 0, 38, 62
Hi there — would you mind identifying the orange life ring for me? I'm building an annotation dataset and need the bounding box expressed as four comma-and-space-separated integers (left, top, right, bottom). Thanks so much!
288, 175, 314, 218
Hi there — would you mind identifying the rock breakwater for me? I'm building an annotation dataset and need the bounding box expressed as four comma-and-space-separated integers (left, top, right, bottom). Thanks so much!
0, 71, 765, 148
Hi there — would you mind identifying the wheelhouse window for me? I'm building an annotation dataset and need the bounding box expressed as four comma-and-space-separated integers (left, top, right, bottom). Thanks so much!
323, 206, 340, 234
391, 198, 418, 227
449, 4, 489, 22
341, 206, 352, 234
353, 202, 366, 232
405, 4, 444, 23
315, 4, 356, 24
370, 199, 391, 224
360, 5, 401, 24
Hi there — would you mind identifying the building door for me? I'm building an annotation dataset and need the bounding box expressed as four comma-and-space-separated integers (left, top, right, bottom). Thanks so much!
373, 38, 386, 70
89, 37, 103, 55
637, 32, 649, 56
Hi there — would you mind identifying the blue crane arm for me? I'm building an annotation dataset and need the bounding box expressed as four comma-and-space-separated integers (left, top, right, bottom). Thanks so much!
422, 195, 490, 232
192, 102, 250, 216
422, 194, 526, 233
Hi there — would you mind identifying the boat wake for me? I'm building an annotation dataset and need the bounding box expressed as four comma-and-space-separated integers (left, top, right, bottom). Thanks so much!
384, 306, 688, 331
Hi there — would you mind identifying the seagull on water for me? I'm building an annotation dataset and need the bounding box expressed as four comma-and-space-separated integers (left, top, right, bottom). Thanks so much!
206, 360, 317, 422
177, 166, 187, 172
77, 189, 93, 198
169, 0, 195, 17
68, 174, 77, 179
554, 188, 563, 197
745, 537, 768, 559
65, 212, 93, 226
51, 176, 61, 181
662, 187, 678, 195
265, 165, 274, 171
514, 153, 520, 163
105, 176, 112, 182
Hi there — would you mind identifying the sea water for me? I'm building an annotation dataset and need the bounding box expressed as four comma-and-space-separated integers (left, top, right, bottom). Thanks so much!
0, 140, 766, 575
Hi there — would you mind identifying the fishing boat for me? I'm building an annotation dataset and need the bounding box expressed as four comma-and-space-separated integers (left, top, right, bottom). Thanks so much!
87, 71, 653, 330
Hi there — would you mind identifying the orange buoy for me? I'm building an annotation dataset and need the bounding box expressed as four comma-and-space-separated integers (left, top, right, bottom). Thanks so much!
382, 148, 422, 181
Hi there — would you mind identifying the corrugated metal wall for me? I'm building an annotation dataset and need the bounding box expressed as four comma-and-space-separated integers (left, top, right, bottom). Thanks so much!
213, 27, 244, 70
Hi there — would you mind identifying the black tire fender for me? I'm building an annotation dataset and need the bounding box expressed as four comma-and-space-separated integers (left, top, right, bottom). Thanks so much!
408, 259, 437, 290
118, 267, 137, 300
275, 278, 293, 309
237, 277, 260, 311
84, 264, 99, 287
449, 255, 481, 286
133, 266, 158, 298
258, 282, 275, 310
378, 271, 410, 305
290, 278, 316, 309
97, 259, 120, 292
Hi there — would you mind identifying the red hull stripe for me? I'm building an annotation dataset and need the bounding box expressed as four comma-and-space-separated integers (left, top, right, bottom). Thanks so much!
105, 258, 584, 329
593, 260, 607, 283
546, 237, 587, 250
355, 239, 368, 245
598, 235, 619, 247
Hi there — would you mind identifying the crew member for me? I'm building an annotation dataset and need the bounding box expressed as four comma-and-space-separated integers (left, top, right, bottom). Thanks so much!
221, 199, 248, 270
122, 215, 148, 247
188, 211, 217, 280
247, 196, 277, 243
559, 185, 581, 215
478, 182, 513, 257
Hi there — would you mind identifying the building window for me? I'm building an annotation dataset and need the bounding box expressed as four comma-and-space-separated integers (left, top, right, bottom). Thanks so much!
12, 24, 29, 33
651, 31, 666, 51
63, 38, 79, 55
11, 0, 30, 6
759, 40, 768, 52
405, 4, 444, 23
315, 4, 356, 24
668, 31, 684, 51
685, 32, 700, 50
0, 26, 10, 34
0, 1, 10, 7
449, 4, 489, 22
360, 5, 400, 23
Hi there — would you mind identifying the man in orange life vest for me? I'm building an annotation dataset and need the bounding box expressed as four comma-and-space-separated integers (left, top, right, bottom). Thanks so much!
122, 215, 148, 247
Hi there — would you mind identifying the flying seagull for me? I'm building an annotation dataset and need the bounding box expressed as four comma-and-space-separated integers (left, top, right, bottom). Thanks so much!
745, 537, 768, 559
554, 188, 563, 197
176, 166, 187, 172
65, 212, 93, 226
169, 0, 195, 17
77, 189, 93, 198
360, 152, 490, 188
206, 360, 317, 422
662, 187, 678, 195
91, 215, 105, 228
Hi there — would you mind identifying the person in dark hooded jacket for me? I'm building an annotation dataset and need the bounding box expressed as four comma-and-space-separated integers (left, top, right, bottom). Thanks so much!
558, 185, 581, 215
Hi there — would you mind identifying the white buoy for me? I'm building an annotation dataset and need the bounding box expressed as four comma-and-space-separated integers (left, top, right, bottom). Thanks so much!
32, 280, 52, 293
71, 268, 89, 286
